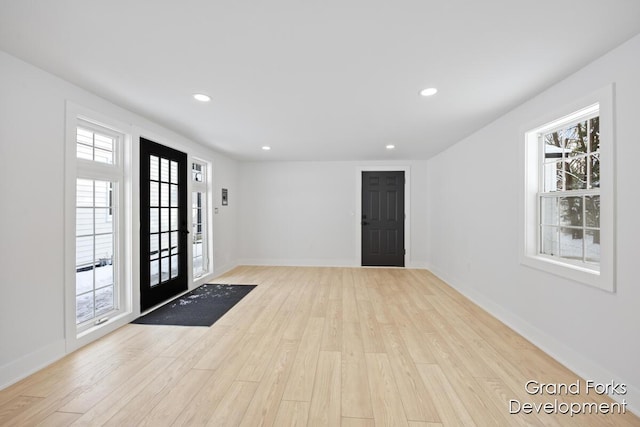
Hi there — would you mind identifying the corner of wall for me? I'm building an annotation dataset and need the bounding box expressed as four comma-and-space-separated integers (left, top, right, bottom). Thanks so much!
213, 262, 240, 278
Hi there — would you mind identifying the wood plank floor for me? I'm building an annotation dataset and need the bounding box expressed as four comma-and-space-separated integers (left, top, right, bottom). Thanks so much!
1, 266, 638, 426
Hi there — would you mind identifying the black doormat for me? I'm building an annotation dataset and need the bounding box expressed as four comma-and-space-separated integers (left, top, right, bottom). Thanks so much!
132, 284, 256, 327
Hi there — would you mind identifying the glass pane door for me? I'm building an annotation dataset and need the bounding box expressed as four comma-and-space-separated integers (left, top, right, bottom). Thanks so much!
139, 138, 188, 311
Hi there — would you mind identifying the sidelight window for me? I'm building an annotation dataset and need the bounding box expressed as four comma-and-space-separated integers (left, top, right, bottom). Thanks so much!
192, 161, 208, 278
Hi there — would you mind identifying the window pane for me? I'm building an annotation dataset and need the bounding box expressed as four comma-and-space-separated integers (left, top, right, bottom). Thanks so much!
586, 230, 600, 263
150, 155, 159, 181
585, 196, 600, 228
77, 143, 93, 161
589, 153, 600, 188
94, 148, 113, 164
171, 231, 179, 255
540, 197, 558, 226
194, 256, 203, 277
161, 257, 170, 282
76, 208, 93, 236
95, 262, 113, 288
150, 208, 159, 233
161, 183, 169, 207
171, 161, 178, 184
161, 208, 169, 231
95, 286, 114, 316
564, 157, 587, 190
94, 181, 110, 207
543, 162, 563, 192
77, 127, 93, 145
544, 132, 563, 158
76, 267, 93, 296
77, 179, 94, 207
150, 260, 159, 287
589, 117, 600, 153
76, 235, 93, 267
560, 197, 583, 227
540, 226, 558, 257
192, 163, 203, 182
150, 234, 159, 260
194, 192, 202, 210
76, 293, 94, 324
94, 134, 113, 151
160, 232, 170, 257
170, 255, 179, 279
564, 121, 588, 157
95, 209, 112, 234
94, 234, 113, 267
170, 208, 179, 231
94, 133, 114, 164
150, 182, 159, 207
170, 184, 178, 207
195, 238, 203, 256
76, 128, 94, 161
161, 158, 169, 182
560, 227, 583, 261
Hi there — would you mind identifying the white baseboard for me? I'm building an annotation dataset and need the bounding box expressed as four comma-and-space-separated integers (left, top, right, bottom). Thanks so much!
236, 259, 429, 269
0, 339, 66, 390
407, 261, 429, 269
237, 258, 357, 268
428, 266, 639, 416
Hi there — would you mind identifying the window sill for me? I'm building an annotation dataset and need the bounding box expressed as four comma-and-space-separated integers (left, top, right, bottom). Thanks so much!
67, 311, 134, 353
520, 254, 613, 293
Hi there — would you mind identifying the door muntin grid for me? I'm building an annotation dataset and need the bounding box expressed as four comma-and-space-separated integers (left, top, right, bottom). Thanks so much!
149, 155, 180, 287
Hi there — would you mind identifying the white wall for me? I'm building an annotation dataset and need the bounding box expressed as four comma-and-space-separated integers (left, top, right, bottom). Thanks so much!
0, 51, 239, 387
212, 154, 239, 274
238, 160, 428, 268
426, 34, 640, 412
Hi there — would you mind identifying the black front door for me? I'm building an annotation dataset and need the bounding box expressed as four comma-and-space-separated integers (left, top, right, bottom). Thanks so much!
361, 171, 405, 267
140, 138, 188, 311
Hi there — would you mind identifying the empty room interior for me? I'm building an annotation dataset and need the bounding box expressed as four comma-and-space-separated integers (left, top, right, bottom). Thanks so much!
1, 1, 640, 426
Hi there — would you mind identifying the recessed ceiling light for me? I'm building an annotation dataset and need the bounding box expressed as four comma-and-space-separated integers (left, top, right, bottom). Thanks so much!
420, 87, 438, 97
386, 144, 395, 150
262, 146, 271, 151
193, 93, 211, 102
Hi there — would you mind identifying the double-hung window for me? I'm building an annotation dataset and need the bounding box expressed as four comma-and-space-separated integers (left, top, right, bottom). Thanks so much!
539, 107, 600, 267
522, 85, 614, 292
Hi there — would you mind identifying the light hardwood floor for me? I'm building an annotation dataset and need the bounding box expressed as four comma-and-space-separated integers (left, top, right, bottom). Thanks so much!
1, 266, 638, 426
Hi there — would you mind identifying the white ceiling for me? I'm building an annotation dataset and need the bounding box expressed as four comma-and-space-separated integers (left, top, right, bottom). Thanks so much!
1, 1, 640, 161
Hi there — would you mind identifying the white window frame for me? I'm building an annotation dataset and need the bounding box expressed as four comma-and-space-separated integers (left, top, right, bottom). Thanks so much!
520, 84, 615, 292
65, 102, 134, 352
191, 159, 211, 282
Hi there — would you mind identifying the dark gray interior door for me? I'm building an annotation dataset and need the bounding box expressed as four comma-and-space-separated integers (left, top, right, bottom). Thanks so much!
361, 171, 405, 267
